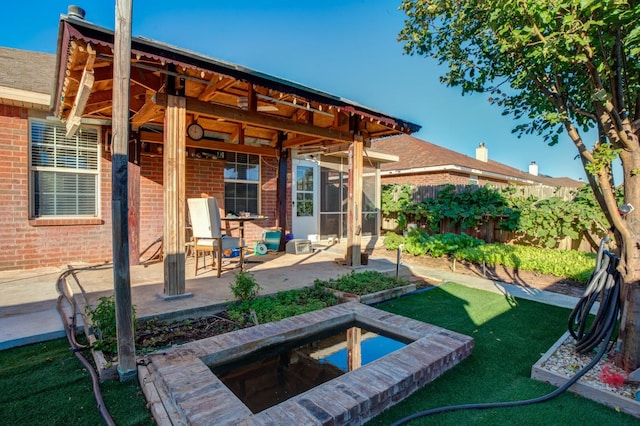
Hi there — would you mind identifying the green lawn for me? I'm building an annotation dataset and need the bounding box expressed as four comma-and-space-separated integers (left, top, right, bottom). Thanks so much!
369, 283, 637, 425
1, 283, 637, 425
0, 338, 153, 425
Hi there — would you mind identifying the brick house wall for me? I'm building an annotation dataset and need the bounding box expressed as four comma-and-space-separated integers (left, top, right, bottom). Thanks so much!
0, 106, 282, 270
0, 106, 114, 270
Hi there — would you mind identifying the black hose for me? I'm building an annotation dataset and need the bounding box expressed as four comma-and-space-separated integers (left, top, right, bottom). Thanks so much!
139, 236, 163, 264
568, 236, 620, 354
390, 237, 621, 426
50, 240, 160, 423
56, 268, 116, 426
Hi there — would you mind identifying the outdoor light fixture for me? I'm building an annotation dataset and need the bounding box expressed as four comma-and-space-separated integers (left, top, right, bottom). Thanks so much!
619, 203, 635, 215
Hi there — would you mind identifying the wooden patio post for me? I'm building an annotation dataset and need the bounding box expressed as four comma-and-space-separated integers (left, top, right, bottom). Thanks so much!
112, 0, 136, 380
163, 94, 187, 296
346, 135, 364, 267
128, 130, 141, 265
276, 132, 289, 252
347, 326, 362, 372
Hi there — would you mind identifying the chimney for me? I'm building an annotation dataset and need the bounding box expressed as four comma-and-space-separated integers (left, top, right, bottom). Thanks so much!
475, 142, 488, 162
67, 5, 86, 20
529, 161, 539, 176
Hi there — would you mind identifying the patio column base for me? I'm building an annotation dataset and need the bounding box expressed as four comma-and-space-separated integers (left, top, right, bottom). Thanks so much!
157, 292, 193, 301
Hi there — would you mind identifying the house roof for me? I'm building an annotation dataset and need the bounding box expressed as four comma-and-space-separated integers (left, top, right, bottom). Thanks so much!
0, 47, 55, 94
0, 47, 55, 109
372, 134, 584, 188
52, 14, 420, 157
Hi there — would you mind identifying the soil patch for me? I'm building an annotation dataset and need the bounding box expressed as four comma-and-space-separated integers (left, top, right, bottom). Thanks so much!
136, 311, 250, 352
369, 246, 586, 299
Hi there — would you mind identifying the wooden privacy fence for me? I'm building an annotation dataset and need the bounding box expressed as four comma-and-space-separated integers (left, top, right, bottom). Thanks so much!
411, 184, 578, 203
382, 183, 592, 251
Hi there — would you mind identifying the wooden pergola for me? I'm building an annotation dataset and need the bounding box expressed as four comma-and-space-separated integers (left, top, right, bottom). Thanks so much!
52, 15, 420, 296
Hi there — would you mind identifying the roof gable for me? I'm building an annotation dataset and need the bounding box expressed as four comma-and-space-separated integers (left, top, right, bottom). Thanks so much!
52, 15, 420, 154
373, 134, 584, 188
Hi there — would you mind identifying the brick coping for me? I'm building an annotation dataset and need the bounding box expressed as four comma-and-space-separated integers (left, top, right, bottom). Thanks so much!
139, 302, 474, 425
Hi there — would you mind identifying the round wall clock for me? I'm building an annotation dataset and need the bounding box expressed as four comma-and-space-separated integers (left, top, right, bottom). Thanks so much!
187, 123, 204, 141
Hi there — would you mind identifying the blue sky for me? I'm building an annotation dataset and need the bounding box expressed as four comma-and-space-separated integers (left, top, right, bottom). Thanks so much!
1, 1, 594, 180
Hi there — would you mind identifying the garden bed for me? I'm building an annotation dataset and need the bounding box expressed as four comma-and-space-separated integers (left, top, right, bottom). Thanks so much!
532, 331, 640, 418
326, 283, 417, 304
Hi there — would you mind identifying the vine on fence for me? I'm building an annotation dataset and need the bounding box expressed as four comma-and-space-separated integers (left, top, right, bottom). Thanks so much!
381, 183, 610, 249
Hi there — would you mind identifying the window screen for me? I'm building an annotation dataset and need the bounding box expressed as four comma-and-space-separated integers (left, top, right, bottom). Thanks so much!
224, 152, 260, 214
30, 119, 99, 217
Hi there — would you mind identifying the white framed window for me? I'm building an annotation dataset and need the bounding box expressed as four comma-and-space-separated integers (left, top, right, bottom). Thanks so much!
29, 119, 100, 218
469, 174, 479, 185
224, 152, 260, 214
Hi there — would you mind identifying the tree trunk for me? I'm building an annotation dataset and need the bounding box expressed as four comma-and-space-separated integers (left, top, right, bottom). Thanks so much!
616, 141, 640, 371
619, 265, 640, 371
616, 215, 640, 372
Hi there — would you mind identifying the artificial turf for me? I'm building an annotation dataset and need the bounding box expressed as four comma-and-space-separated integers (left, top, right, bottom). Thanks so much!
368, 282, 637, 425
0, 338, 153, 425
1, 282, 637, 425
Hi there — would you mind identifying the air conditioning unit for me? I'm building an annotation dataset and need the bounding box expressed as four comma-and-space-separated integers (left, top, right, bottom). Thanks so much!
285, 239, 312, 255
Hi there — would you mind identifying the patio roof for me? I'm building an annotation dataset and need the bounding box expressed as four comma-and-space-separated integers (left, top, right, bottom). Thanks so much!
52, 14, 420, 157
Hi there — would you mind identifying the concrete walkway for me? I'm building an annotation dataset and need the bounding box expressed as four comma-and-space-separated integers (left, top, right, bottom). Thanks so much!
0, 241, 586, 350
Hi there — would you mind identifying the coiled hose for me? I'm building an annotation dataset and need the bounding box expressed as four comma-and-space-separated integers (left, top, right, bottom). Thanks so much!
390, 238, 621, 426
568, 236, 621, 354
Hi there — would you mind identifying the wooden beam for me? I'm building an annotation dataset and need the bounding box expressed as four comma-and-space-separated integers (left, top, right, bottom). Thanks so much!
247, 84, 257, 112
347, 326, 362, 372
65, 54, 96, 138
111, 0, 136, 380
324, 140, 370, 154
163, 94, 187, 296
276, 132, 288, 252
139, 130, 277, 157
131, 94, 162, 127
282, 134, 323, 149
229, 123, 242, 143
85, 84, 145, 109
154, 93, 354, 143
346, 119, 363, 267
199, 76, 235, 102
130, 67, 163, 92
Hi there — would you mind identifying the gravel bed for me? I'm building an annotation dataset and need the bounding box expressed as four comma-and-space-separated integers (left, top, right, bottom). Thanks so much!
542, 337, 639, 401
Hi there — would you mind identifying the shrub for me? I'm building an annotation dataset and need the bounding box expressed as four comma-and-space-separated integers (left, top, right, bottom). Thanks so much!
392, 229, 485, 258
227, 284, 338, 324
383, 232, 405, 250
315, 270, 410, 295
229, 271, 261, 301
85, 295, 136, 354
454, 243, 596, 283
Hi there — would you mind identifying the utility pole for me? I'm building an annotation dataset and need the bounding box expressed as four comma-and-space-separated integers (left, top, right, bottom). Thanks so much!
112, 0, 136, 381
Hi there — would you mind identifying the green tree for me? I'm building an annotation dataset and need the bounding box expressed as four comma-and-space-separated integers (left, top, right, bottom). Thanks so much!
399, 0, 640, 369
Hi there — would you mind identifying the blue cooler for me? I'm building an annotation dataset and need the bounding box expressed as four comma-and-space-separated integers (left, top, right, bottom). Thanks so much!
262, 231, 281, 251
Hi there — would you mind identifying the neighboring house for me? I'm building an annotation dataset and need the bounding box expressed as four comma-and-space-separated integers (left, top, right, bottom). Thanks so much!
373, 134, 584, 190
0, 11, 419, 273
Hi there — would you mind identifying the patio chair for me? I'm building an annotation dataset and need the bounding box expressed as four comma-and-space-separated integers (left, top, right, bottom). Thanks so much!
187, 197, 241, 277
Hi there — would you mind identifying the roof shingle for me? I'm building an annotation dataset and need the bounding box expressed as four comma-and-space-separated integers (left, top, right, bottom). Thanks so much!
0, 47, 55, 94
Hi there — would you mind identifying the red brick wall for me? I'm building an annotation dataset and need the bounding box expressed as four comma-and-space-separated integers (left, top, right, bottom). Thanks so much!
0, 107, 115, 270
138, 154, 164, 254
0, 110, 283, 270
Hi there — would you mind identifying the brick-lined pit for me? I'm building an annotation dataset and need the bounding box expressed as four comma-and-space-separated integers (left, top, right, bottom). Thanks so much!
139, 302, 474, 425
